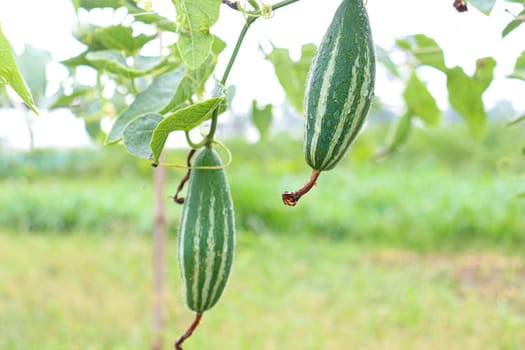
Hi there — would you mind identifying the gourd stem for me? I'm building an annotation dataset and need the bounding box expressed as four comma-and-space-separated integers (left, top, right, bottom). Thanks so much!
206, 19, 253, 146
282, 170, 321, 206
175, 313, 203, 350
173, 149, 197, 204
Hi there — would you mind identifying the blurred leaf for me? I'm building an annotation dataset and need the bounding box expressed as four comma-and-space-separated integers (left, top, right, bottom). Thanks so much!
122, 0, 178, 32
446, 58, 496, 140
266, 43, 316, 114
468, 0, 496, 15
84, 118, 105, 143
84, 50, 178, 77
0, 24, 38, 114
183, 35, 226, 96
78, 0, 121, 9
0, 84, 14, 108
49, 86, 96, 109
251, 100, 273, 141
376, 45, 401, 78
71, 0, 80, 13
173, 0, 221, 69
508, 50, 525, 81
150, 97, 224, 162
507, 114, 525, 126
72, 23, 107, 50
374, 112, 413, 159
502, 10, 524, 38
396, 34, 447, 72
107, 66, 186, 143
474, 57, 496, 91
517, 192, 525, 199
123, 113, 163, 159
403, 72, 440, 127
17, 44, 52, 102
92, 25, 156, 54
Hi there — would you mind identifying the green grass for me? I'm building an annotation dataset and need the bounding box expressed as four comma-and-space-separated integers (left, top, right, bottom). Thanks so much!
1, 232, 524, 350
1, 127, 524, 249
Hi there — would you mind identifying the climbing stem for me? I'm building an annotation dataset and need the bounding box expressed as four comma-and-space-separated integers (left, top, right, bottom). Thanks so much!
205, 0, 301, 146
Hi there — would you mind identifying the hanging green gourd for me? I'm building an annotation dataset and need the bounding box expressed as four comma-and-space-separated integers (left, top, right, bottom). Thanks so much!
282, 0, 376, 206
175, 146, 236, 349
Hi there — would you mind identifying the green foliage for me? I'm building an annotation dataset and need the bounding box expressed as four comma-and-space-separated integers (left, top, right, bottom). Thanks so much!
173, 0, 221, 69
122, 113, 163, 159
250, 100, 273, 141
446, 57, 496, 140
468, 0, 496, 15
508, 50, 525, 81
265, 43, 316, 113
403, 72, 440, 127
396, 34, 447, 72
106, 67, 186, 144
150, 97, 224, 162
0, 24, 38, 114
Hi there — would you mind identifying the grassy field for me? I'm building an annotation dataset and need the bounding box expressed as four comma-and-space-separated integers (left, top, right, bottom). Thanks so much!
1, 233, 524, 350
1, 124, 524, 349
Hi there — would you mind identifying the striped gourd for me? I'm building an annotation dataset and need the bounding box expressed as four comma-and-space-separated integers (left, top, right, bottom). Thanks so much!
177, 147, 235, 312
282, 0, 375, 206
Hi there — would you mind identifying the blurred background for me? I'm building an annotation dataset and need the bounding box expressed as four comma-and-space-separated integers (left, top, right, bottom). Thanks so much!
1, 0, 525, 349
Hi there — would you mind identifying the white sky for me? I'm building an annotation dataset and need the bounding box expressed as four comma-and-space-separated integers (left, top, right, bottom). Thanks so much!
0, 0, 524, 149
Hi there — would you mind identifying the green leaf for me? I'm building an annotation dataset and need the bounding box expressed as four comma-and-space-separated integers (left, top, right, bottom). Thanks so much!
150, 97, 224, 162
376, 45, 401, 78
123, 113, 163, 159
396, 34, 447, 72
17, 44, 52, 103
266, 43, 316, 114
49, 86, 96, 109
446, 58, 496, 140
373, 112, 413, 160
403, 72, 441, 127
78, 0, 121, 9
0, 24, 38, 114
502, 19, 522, 38
174, 0, 221, 69
107, 66, 186, 143
508, 50, 525, 81
474, 57, 497, 91
122, 0, 178, 32
468, 0, 496, 15
92, 25, 156, 54
251, 100, 273, 141
182, 35, 226, 96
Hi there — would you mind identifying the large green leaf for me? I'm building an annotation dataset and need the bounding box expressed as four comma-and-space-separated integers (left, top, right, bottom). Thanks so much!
266, 43, 316, 114
78, 0, 121, 9
17, 44, 52, 103
502, 9, 525, 38
0, 24, 38, 114
251, 100, 273, 141
508, 50, 525, 81
174, 0, 221, 69
123, 113, 163, 159
446, 57, 496, 140
396, 34, 447, 72
92, 25, 156, 54
150, 97, 223, 162
107, 66, 186, 143
403, 72, 441, 127
468, 0, 496, 15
